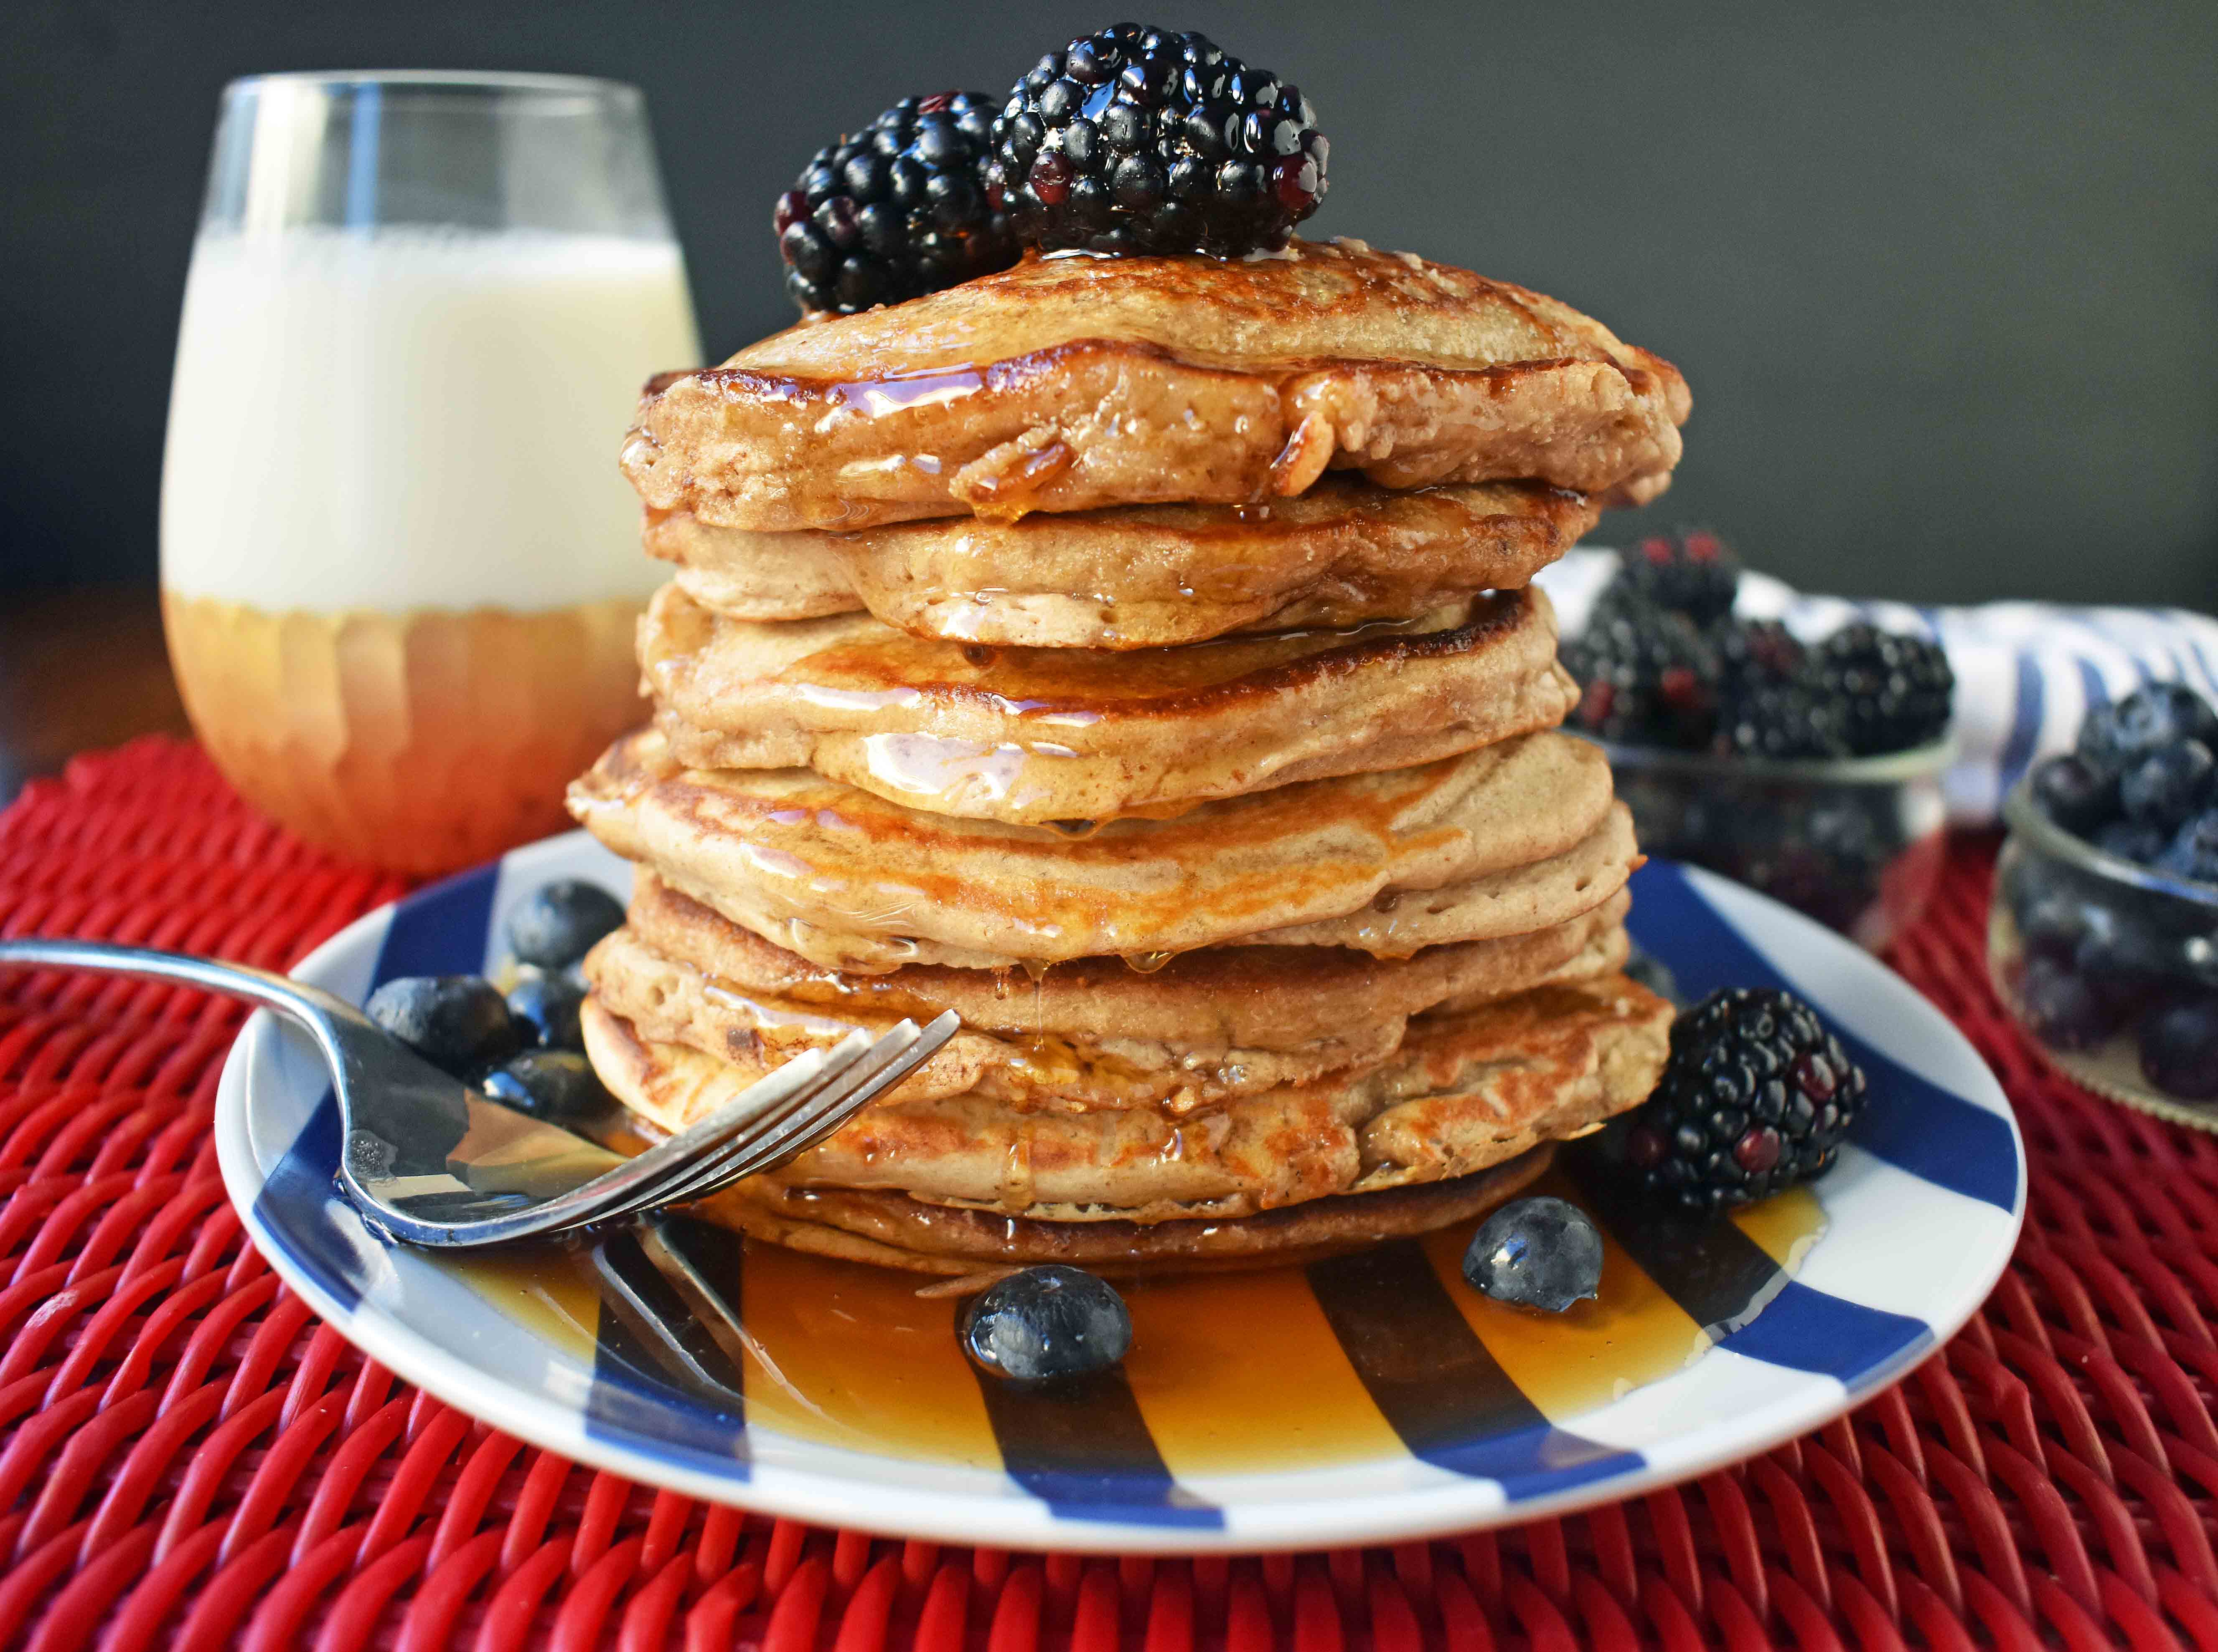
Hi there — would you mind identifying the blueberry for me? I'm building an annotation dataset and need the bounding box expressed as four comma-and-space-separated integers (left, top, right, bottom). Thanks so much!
2094, 820, 2169, 868
507, 971, 587, 1050
960, 1266, 1131, 1383
1623, 947, 1680, 1004
365, 976, 522, 1075
2077, 684, 2218, 778
2121, 740, 2215, 830
2015, 955, 2119, 1051
479, 1050, 612, 1123
506, 880, 625, 970
2139, 996, 2218, 1099
2012, 889, 2091, 967
2028, 754, 2119, 836
2159, 809, 2218, 886
1460, 1197, 1604, 1313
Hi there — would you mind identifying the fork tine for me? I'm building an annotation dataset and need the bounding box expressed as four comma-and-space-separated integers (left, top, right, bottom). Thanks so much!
660, 1010, 960, 1207
554, 1027, 880, 1226
592, 1016, 943, 1221
607, 1018, 931, 1216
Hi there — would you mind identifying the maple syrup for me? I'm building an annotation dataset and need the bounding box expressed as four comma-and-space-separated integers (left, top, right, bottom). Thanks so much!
436, 1169, 1829, 1475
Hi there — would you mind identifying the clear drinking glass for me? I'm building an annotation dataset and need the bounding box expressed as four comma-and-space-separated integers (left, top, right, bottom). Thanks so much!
161, 72, 701, 873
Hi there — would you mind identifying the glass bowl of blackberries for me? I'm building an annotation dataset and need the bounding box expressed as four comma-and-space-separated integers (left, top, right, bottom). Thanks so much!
1561, 534, 1956, 951
1990, 683, 2218, 1124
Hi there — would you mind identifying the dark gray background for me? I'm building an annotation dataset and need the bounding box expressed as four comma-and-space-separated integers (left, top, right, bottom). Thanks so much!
5, 0, 2215, 607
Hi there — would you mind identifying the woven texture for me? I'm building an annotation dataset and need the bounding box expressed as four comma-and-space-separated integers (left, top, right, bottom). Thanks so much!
0, 738, 2214, 1651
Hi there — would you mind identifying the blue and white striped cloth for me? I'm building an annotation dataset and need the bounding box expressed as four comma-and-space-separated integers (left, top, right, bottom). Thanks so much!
1536, 549, 2218, 825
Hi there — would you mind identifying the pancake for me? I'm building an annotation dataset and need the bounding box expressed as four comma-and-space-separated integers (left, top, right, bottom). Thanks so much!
582, 970, 1670, 1233
568, 727, 1636, 971
583, 884, 1631, 1112
620, 239, 1690, 532
648, 475, 1600, 650
642, 581, 1578, 824
689, 1152, 1557, 1278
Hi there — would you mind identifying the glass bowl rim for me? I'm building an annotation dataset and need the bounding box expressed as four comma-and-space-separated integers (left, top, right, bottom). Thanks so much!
1584, 733, 1957, 784
2000, 777, 2218, 912
222, 70, 642, 102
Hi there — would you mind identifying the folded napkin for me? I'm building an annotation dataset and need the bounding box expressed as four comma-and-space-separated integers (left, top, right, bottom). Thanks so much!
1535, 549, 2218, 825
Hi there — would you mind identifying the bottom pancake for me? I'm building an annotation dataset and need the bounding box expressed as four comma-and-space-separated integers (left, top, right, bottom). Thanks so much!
689, 1150, 1557, 1278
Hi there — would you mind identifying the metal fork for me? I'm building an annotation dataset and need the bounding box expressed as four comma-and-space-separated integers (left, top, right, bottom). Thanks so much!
0, 937, 955, 1247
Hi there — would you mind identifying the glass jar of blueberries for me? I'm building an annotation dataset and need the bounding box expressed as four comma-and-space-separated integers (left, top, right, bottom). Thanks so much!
1562, 534, 1957, 950
1990, 684, 2218, 1122
1603, 738, 1953, 950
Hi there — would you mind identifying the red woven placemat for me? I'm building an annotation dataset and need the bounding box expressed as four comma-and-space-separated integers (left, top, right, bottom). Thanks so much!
1, 736, 2215, 1651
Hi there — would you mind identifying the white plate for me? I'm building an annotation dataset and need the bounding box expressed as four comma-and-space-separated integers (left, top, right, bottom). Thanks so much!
216, 834, 2023, 1553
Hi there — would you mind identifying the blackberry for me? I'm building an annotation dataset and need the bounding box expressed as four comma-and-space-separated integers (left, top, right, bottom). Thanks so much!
1710, 617, 1806, 695
1562, 593, 1720, 749
777, 92, 1017, 315
1620, 988, 1867, 1212
1616, 531, 1740, 626
1712, 681, 1852, 761
1809, 623, 1954, 755
988, 24, 1326, 257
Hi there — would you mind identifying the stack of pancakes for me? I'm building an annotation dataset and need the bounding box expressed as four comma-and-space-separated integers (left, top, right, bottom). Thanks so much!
571, 239, 1691, 1277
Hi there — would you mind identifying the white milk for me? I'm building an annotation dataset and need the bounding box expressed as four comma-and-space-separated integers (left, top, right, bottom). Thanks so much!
161, 226, 701, 613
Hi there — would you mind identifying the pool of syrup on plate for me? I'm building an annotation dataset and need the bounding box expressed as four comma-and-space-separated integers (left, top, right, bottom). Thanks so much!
441, 1170, 1826, 1476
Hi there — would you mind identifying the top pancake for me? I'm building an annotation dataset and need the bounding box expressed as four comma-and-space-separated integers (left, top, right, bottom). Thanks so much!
620, 239, 1690, 531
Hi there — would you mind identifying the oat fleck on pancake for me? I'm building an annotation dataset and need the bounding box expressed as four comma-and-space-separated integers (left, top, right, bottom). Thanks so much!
642, 581, 1578, 824
620, 239, 1689, 532
648, 475, 1600, 650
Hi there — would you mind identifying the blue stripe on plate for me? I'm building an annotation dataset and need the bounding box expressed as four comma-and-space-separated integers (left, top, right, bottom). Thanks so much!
251, 863, 503, 1313
1996, 651, 2046, 800
1627, 861, 2019, 1212
1008, 1472, 1226, 1529
2076, 656, 2110, 714
1418, 1426, 1643, 1505
973, 1367, 1223, 1530
2178, 625, 2218, 700
1716, 1280, 1934, 1386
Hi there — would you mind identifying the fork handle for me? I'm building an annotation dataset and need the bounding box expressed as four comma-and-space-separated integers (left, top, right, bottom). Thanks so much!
0, 937, 362, 1031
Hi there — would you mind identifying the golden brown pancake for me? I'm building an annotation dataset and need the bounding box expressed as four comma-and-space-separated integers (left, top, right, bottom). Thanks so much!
568, 727, 1635, 971
582, 971, 1670, 1259
691, 1153, 1557, 1278
648, 476, 1600, 650
641, 581, 1578, 824
620, 239, 1689, 531
584, 881, 1631, 1112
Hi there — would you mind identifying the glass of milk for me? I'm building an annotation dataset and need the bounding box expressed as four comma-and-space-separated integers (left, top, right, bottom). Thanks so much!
161, 72, 701, 873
